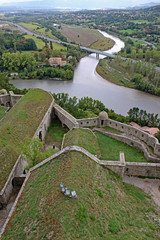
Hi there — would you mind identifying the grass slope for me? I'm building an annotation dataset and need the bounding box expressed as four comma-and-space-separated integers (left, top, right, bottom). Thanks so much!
96, 132, 149, 162
24, 35, 45, 50
0, 89, 52, 191
2, 151, 160, 239
63, 128, 100, 155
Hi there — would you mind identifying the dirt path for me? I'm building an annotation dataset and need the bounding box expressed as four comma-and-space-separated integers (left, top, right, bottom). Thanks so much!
123, 176, 160, 207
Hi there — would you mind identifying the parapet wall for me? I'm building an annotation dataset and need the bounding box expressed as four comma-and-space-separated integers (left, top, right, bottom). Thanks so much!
0, 91, 23, 107
34, 99, 54, 141
104, 118, 160, 157
77, 117, 99, 127
77, 116, 160, 157
54, 103, 79, 130
95, 129, 160, 162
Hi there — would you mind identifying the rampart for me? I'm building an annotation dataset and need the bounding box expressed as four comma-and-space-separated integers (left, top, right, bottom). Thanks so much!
77, 117, 160, 157
54, 103, 79, 129
0, 92, 54, 207
1, 145, 160, 238
0, 91, 23, 107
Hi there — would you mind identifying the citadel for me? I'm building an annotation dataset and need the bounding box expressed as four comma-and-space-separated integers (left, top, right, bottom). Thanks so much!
0, 89, 160, 237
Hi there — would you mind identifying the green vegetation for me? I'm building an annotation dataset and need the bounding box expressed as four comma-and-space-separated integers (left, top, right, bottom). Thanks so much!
0, 106, 7, 120
45, 118, 68, 148
2, 51, 36, 72
97, 58, 160, 96
128, 107, 160, 128
2, 151, 160, 239
119, 29, 136, 34
96, 132, 148, 162
0, 73, 27, 94
21, 137, 57, 169
24, 34, 45, 50
0, 89, 52, 191
96, 58, 134, 88
19, 22, 41, 30
63, 128, 100, 156
90, 38, 114, 51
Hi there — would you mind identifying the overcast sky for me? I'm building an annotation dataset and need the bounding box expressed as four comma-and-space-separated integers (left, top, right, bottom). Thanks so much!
0, 0, 160, 8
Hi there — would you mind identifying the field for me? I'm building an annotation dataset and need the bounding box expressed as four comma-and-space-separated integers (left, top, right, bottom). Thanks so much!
60, 25, 114, 49
0, 106, 7, 120
96, 132, 148, 162
2, 151, 160, 239
0, 89, 52, 191
24, 34, 45, 50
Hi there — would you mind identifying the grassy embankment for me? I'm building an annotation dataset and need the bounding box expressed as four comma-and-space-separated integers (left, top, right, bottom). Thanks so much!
62, 128, 148, 163
60, 25, 114, 50
0, 89, 52, 191
63, 128, 100, 156
2, 150, 160, 239
45, 118, 68, 149
0, 106, 7, 120
96, 59, 136, 88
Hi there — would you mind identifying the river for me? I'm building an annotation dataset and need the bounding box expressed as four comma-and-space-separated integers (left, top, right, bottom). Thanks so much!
10, 31, 160, 116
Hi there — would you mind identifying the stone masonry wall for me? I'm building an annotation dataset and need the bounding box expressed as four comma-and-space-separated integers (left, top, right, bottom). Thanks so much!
0, 92, 23, 107
54, 103, 79, 130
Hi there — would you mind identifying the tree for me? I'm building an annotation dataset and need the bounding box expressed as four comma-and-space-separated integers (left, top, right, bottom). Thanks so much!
21, 137, 57, 169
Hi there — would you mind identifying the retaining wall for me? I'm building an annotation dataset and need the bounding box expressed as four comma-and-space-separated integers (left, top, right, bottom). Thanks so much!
77, 116, 160, 157
54, 103, 79, 130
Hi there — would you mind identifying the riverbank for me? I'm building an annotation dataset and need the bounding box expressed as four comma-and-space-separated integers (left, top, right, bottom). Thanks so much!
96, 58, 160, 97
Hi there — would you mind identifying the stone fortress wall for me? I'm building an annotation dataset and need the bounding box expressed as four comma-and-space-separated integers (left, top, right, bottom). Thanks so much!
1, 92, 160, 237
77, 116, 160, 157
0, 93, 54, 207
0, 93, 160, 209
0, 91, 23, 107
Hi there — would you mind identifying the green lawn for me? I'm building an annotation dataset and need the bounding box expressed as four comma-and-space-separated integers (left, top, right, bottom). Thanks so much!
0, 106, 7, 120
0, 89, 52, 191
2, 151, 160, 240
96, 132, 148, 162
45, 118, 68, 148
63, 128, 100, 156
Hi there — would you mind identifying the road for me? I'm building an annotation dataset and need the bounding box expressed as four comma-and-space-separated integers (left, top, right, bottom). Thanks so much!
6, 21, 160, 72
